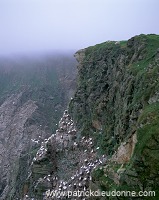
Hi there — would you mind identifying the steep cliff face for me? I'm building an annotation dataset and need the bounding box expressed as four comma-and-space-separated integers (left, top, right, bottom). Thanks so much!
69, 34, 159, 197
23, 34, 159, 200
0, 92, 43, 199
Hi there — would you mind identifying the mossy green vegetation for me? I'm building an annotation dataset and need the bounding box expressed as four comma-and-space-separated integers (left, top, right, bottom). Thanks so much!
69, 34, 159, 199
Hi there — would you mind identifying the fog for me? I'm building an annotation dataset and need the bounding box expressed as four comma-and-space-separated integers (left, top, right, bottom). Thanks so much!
0, 0, 158, 55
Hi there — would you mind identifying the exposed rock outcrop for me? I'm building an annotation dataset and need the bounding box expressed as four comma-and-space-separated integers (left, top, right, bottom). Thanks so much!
112, 133, 137, 164
0, 92, 39, 199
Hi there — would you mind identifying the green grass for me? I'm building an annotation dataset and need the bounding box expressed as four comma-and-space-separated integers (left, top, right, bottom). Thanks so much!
129, 34, 159, 75
120, 40, 127, 48
85, 40, 118, 60
133, 102, 159, 155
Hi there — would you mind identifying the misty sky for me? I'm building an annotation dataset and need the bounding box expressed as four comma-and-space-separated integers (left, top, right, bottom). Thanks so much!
0, 0, 158, 55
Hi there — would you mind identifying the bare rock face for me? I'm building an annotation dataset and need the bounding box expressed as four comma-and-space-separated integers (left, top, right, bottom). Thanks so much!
112, 133, 137, 164
74, 49, 86, 70
0, 92, 49, 199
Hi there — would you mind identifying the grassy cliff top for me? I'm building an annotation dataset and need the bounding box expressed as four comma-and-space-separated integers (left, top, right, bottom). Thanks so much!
85, 34, 159, 56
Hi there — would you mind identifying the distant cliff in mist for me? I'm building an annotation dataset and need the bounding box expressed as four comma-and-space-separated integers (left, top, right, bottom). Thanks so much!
0, 52, 77, 200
